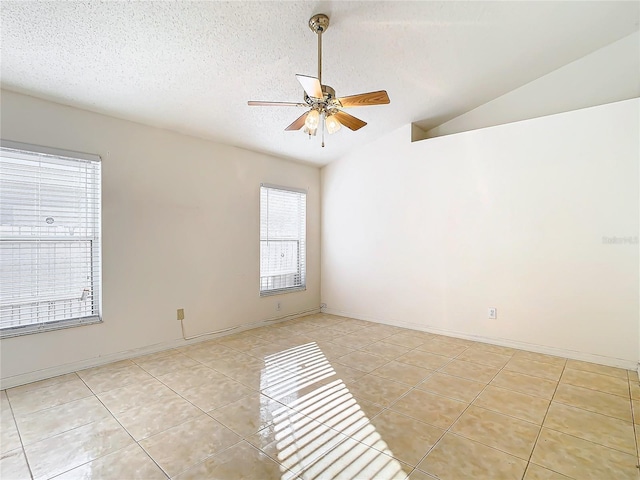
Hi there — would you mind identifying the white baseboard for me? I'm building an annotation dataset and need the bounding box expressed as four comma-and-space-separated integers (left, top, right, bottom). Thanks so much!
322, 307, 637, 371
0, 308, 320, 390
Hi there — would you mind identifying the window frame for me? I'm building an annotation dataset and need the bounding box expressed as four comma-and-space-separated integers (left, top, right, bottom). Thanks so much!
0, 140, 102, 338
259, 183, 307, 297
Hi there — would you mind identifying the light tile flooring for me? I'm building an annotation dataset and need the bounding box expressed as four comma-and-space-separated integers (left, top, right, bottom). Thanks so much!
1, 313, 639, 479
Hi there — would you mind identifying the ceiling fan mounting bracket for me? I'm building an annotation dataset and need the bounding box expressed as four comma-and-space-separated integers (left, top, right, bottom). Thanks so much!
308, 14, 330, 34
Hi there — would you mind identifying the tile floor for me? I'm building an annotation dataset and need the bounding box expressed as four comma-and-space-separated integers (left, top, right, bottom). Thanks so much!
1, 313, 639, 479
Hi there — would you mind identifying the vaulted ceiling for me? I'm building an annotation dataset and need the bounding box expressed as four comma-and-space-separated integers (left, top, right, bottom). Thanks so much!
1, 1, 638, 165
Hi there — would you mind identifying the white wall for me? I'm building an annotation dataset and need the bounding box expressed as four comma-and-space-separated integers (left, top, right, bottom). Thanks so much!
322, 99, 639, 368
417, 32, 640, 140
0, 89, 321, 386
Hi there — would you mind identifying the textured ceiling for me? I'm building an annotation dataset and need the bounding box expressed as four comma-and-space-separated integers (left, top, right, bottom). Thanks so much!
1, 1, 638, 166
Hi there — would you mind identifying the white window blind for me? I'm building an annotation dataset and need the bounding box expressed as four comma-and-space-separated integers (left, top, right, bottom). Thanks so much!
0, 141, 101, 337
260, 184, 306, 296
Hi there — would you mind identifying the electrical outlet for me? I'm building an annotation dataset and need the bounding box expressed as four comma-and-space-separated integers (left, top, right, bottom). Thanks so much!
177, 308, 185, 321
488, 307, 497, 320
276, 302, 281, 311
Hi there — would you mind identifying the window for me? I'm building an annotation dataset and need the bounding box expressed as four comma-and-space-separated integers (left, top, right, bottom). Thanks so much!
0, 141, 101, 337
260, 184, 306, 295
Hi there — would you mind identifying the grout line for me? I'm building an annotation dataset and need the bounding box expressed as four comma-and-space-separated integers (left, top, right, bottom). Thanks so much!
521, 359, 569, 480
313, 336, 479, 473
78, 366, 243, 479
73, 375, 172, 478
4, 372, 82, 398
48, 444, 147, 480
4, 392, 35, 480
628, 374, 639, 469
249, 323, 412, 475
630, 374, 640, 468
408, 345, 516, 473
163, 440, 246, 480
550, 396, 634, 423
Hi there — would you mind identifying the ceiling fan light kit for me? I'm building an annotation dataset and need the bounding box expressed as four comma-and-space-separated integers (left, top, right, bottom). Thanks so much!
248, 13, 390, 147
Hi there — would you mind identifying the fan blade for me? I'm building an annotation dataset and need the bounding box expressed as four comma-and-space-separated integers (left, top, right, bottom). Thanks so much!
296, 74, 323, 99
333, 111, 367, 131
248, 101, 307, 107
338, 90, 390, 107
285, 111, 309, 131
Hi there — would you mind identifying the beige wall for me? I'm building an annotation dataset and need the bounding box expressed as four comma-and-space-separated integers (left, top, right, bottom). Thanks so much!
322, 99, 639, 368
0, 90, 321, 386
2, 90, 637, 386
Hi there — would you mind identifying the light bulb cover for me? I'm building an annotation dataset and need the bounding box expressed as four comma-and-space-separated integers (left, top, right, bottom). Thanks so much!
304, 109, 320, 130
325, 114, 342, 134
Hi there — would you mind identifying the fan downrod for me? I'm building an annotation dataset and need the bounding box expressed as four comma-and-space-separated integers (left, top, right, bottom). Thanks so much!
308, 14, 329, 34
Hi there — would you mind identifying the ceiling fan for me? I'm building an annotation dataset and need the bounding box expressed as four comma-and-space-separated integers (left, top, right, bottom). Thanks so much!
248, 13, 390, 147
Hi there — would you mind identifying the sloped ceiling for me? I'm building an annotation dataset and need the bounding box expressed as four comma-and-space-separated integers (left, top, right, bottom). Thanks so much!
1, 1, 638, 165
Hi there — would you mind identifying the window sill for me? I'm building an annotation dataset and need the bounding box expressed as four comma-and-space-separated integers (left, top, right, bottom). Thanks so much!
0, 316, 102, 339
260, 286, 307, 297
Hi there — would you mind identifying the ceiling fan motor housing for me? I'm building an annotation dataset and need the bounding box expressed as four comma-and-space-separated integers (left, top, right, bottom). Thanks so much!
304, 84, 340, 112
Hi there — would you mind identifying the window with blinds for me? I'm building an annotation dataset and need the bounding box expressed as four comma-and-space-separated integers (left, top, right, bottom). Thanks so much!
0, 141, 101, 337
260, 184, 306, 296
